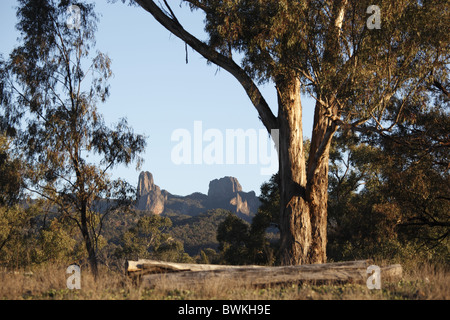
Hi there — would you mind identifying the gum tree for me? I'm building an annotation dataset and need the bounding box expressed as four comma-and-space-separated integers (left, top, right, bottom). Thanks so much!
1, 0, 146, 275
125, 0, 449, 265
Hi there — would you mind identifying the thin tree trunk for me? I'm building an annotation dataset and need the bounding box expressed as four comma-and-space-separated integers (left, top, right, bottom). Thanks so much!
80, 202, 98, 278
73, 148, 99, 277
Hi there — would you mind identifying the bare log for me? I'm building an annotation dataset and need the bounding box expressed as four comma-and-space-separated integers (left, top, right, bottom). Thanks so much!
126, 259, 402, 289
126, 259, 265, 275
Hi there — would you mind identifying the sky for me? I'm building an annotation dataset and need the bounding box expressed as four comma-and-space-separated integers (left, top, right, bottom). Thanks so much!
0, 0, 316, 196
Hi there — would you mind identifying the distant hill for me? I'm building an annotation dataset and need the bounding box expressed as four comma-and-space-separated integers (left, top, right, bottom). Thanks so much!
167, 209, 232, 256
136, 171, 260, 222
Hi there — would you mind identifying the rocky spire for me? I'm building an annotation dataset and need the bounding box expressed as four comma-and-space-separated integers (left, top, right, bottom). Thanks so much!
207, 177, 259, 221
137, 171, 155, 195
207, 177, 243, 200
136, 171, 166, 214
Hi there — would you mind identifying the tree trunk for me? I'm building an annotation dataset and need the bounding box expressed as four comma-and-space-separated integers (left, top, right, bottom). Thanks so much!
80, 202, 99, 278
305, 100, 336, 264
277, 76, 310, 265
280, 0, 346, 265
277, 77, 334, 265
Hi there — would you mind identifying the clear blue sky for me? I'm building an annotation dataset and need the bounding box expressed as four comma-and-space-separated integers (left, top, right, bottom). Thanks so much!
0, 0, 316, 196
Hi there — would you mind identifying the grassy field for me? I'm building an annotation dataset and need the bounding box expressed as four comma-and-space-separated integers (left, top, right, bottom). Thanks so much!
0, 261, 448, 300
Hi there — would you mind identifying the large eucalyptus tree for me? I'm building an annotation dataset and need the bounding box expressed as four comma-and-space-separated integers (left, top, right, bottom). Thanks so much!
124, 0, 448, 265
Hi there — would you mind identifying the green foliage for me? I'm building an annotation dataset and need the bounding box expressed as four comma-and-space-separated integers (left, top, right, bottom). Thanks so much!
198, 248, 220, 264
189, 0, 449, 113
217, 213, 251, 265
34, 218, 80, 265
373, 104, 449, 262
217, 176, 280, 265
0, 202, 84, 268
117, 215, 171, 260
115, 214, 192, 263
168, 209, 229, 256
257, 173, 280, 228
0, 205, 36, 268
327, 120, 449, 264
248, 173, 280, 265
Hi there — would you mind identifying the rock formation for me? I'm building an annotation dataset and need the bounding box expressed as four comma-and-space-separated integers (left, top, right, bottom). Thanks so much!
136, 172, 260, 221
136, 171, 166, 215
207, 177, 260, 221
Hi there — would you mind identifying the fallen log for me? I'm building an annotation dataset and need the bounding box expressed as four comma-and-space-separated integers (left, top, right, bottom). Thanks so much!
126, 259, 402, 289
379, 263, 403, 281
126, 259, 265, 275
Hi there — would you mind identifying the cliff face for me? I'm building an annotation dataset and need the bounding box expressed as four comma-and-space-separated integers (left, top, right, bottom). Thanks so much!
136, 172, 166, 215
207, 177, 260, 221
136, 172, 260, 221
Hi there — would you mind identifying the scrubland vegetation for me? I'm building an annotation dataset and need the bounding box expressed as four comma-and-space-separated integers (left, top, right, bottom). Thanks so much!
0, 260, 448, 300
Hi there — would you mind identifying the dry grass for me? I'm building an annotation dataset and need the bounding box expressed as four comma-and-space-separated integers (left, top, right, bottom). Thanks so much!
1, 262, 448, 300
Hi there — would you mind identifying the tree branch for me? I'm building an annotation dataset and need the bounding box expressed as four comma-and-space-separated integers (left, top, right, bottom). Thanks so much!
433, 80, 450, 98
135, 0, 278, 132
183, 0, 211, 14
